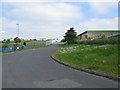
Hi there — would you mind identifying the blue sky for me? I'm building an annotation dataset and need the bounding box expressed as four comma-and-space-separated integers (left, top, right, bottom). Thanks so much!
0, 1, 118, 40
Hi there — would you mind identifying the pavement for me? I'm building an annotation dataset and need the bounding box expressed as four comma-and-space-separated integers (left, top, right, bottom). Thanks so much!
2, 44, 119, 88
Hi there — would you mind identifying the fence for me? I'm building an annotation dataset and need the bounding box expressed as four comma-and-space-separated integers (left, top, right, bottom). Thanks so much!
0, 40, 52, 52
26, 41, 45, 48
0, 43, 2, 52
45, 40, 52, 45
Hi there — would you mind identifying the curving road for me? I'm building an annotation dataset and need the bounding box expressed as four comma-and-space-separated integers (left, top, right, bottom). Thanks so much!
2, 44, 118, 88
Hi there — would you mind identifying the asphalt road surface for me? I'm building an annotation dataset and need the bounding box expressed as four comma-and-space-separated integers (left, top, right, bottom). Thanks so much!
2, 44, 118, 88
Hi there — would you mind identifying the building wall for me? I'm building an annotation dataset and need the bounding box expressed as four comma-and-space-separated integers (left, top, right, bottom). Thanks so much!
80, 32, 119, 40
81, 35, 87, 40
87, 34, 112, 39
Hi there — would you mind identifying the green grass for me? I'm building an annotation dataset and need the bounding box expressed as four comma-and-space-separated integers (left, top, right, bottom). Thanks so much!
53, 44, 119, 76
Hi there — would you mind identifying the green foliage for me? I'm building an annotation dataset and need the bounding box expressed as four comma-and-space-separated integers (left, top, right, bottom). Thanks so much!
77, 37, 119, 45
2, 39, 10, 43
64, 27, 77, 44
2, 39, 6, 43
61, 38, 66, 42
2, 44, 8, 48
1, 38, 52, 43
2, 39, 11, 48
53, 44, 119, 76
14, 37, 21, 43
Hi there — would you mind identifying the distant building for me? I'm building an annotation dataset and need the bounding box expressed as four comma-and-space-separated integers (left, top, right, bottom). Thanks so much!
78, 30, 120, 40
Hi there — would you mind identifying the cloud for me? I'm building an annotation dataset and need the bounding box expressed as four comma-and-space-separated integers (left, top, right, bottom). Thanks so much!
88, 2, 118, 14
0, 18, 2, 28
76, 17, 118, 33
2, 0, 119, 2
2, 0, 59, 2
7, 3, 83, 24
1, 17, 17, 29
0, 30, 5, 40
1, 2, 118, 41
2, 2, 83, 40
0, 30, 5, 33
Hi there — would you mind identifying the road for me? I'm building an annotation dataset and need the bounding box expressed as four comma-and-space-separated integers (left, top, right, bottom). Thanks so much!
2, 44, 118, 88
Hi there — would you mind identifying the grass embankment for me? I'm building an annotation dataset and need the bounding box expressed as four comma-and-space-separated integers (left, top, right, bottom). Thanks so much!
53, 44, 119, 76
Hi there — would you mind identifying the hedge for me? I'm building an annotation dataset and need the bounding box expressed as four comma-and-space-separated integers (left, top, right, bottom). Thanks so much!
76, 37, 119, 45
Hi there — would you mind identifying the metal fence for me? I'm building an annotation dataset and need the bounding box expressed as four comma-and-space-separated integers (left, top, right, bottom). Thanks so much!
26, 40, 52, 47
0, 40, 52, 52
26, 41, 45, 48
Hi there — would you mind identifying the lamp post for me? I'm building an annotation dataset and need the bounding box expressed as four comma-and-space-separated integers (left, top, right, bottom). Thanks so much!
16, 24, 20, 50
16, 24, 19, 37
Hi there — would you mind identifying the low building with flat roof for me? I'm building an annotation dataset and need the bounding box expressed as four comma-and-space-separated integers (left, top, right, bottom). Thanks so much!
78, 30, 120, 40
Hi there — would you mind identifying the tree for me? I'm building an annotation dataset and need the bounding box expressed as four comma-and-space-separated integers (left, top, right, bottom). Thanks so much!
14, 37, 21, 43
2, 39, 7, 43
61, 38, 66, 42
2, 39, 11, 48
64, 27, 77, 44
14, 37, 21, 47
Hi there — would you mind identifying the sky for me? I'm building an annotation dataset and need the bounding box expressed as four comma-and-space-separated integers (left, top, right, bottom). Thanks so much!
0, 0, 119, 41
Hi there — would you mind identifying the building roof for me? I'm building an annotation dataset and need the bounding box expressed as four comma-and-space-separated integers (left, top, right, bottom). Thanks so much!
78, 30, 120, 36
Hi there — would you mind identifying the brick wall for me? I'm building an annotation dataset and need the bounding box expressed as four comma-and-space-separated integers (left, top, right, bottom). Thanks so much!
80, 32, 118, 40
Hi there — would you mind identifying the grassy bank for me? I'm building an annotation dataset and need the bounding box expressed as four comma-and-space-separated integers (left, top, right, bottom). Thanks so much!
53, 44, 119, 76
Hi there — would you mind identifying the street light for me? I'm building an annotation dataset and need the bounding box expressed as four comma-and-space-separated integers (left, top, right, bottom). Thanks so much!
16, 24, 19, 37
16, 24, 20, 50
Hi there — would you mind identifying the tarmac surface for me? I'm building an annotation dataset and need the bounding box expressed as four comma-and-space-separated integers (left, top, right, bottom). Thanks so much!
2, 44, 118, 88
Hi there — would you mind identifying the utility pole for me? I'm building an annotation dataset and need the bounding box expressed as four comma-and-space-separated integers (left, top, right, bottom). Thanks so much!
16, 24, 19, 37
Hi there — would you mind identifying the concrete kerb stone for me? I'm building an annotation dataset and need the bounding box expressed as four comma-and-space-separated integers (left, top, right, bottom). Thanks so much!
51, 55, 120, 81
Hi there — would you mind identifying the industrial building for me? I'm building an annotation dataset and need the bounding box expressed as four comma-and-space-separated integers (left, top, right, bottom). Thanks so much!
78, 30, 120, 40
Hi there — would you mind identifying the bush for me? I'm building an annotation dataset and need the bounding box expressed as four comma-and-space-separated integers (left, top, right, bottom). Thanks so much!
2, 44, 8, 48
76, 37, 119, 45
61, 39, 66, 42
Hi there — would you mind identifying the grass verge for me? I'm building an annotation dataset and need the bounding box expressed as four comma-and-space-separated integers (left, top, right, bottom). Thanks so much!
52, 44, 119, 77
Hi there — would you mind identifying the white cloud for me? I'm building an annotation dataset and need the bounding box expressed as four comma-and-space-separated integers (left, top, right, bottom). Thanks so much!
0, 30, 5, 33
1, 17, 17, 29
2, 0, 119, 2
1, 2, 83, 40
2, 0, 59, 2
88, 2, 118, 14
76, 17, 118, 34
1, 16, 74, 40
1, 2, 118, 41
0, 18, 2, 28
62, 0, 119, 2
7, 3, 83, 24
0, 30, 5, 40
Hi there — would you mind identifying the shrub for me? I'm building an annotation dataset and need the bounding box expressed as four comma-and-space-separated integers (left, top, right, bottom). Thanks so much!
77, 37, 119, 45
